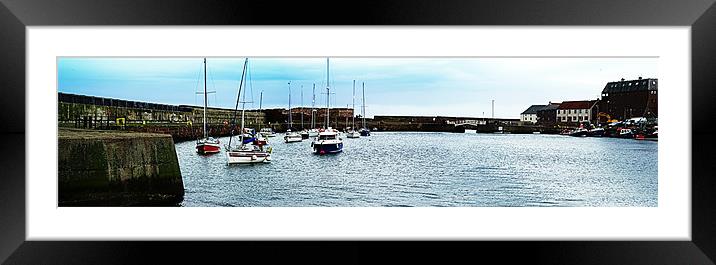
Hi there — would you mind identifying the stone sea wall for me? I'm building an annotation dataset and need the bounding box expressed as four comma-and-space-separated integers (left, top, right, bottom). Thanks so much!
58, 128, 184, 206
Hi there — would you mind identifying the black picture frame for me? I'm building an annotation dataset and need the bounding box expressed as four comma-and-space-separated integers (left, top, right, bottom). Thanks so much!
2, 0, 715, 263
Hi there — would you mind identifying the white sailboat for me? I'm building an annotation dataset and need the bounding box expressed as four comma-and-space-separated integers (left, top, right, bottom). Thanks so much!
359, 82, 371, 136
226, 58, 271, 164
307, 83, 320, 138
284, 81, 303, 143
346, 80, 360, 138
254, 91, 269, 145
258, 90, 276, 138
299, 85, 310, 139
311, 58, 344, 154
196, 58, 221, 154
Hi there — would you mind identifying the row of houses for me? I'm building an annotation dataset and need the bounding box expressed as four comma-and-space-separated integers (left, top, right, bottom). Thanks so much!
520, 77, 658, 126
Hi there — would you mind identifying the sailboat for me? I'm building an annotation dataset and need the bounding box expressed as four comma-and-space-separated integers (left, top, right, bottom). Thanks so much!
359, 82, 371, 136
346, 80, 360, 138
311, 58, 344, 154
226, 58, 271, 164
196, 58, 221, 154
299, 85, 310, 139
284, 81, 303, 143
253, 91, 269, 145
307, 83, 320, 138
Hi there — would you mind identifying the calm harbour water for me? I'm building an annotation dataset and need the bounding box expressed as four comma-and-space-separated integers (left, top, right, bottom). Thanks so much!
177, 132, 657, 207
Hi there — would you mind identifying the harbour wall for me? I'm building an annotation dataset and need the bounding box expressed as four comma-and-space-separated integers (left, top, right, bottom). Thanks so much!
58, 128, 184, 206
58, 93, 265, 142
370, 115, 561, 134
58, 93, 564, 140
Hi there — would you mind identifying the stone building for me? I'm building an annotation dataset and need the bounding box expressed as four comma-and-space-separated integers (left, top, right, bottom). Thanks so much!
600, 77, 658, 121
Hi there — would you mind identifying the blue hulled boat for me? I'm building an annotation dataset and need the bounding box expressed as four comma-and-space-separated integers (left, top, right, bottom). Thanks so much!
310, 58, 343, 154
311, 128, 343, 154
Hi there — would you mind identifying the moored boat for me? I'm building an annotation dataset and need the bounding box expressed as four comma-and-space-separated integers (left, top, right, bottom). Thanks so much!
617, 128, 634, 138
569, 128, 589, 137
300, 130, 310, 139
284, 129, 303, 143
196, 137, 221, 154
226, 58, 272, 164
346, 80, 360, 139
311, 58, 344, 154
228, 136, 272, 164
195, 58, 221, 154
284, 81, 303, 143
312, 128, 344, 154
588, 127, 605, 137
359, 82, 371, 137
308, 83, 320, 138
260, 128, 276, 137
347, 130, 361, 138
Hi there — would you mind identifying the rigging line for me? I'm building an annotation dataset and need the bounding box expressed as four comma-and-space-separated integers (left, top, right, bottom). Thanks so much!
194, 60, 202, 106
208, 62, 218, 107
228, 58, 248, 149
248, 59, 254, 110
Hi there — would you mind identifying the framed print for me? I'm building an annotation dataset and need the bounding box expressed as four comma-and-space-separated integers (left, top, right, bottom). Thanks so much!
2, 0, 716, 264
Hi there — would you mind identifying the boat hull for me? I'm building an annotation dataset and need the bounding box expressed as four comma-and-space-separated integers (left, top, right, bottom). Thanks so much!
196, 143, 221, 154
301, 133, 310, 139
311, 142, 343, 154
285, 135, 303, 143
569, 131, 589, 137
253, 138, 268, 146
227, 151, 271, 164
346, 132, 360, 138
588, 129, 605, 137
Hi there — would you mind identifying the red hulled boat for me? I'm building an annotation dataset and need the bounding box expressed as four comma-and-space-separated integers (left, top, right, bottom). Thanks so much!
196, 58, 221, 154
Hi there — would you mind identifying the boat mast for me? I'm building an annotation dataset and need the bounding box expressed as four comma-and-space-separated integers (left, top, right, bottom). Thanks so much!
352, 80, 356, 129
228, 58, 248, 149
311, 83, 316, 129
240, 61, 250, 144
288, 81, 292, 130
326, 58, 330, 129
301, 85, 304, 130
362, 82, 366, 129
258, 90, 263, 126
240, 101, 246, 143
203, 58, 208, 139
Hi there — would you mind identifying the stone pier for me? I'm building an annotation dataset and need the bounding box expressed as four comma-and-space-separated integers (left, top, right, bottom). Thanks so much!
58, 128, 184, 206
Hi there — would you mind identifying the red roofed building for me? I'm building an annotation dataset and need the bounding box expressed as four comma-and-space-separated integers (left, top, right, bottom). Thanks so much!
556, 100, 599, 125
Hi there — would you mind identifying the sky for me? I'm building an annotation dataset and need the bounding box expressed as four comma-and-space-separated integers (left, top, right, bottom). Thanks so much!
57, 57, 657, 118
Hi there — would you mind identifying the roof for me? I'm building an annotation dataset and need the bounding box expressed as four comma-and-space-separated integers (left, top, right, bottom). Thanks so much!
557, 100, 598, 110
520, 105, 547, 115
541, 103, 561, 111
602, 78, 657, 93
536, 103, 561, 112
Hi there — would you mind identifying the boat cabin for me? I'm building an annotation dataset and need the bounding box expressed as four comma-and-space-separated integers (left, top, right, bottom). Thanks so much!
318, 133, 338, 141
